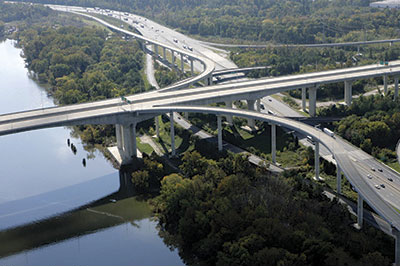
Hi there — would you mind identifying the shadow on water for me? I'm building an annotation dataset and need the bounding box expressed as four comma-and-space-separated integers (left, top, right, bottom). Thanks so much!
0, 170, 152, 258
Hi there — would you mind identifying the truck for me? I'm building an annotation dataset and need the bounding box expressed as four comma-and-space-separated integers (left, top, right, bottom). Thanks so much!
323, 128, 335, 137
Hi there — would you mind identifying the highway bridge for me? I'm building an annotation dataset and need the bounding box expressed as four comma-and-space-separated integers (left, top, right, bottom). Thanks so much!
4, 3, 400, 264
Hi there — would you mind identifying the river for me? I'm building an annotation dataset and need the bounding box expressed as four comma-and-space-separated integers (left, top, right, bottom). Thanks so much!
0, 39, 183, 265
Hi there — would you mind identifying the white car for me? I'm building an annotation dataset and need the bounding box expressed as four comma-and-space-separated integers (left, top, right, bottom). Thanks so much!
367, 174, 372, 179
375, 184, 381, 189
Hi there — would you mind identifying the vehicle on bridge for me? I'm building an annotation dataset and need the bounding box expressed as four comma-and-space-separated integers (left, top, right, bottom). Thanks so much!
323, 127, 335, 137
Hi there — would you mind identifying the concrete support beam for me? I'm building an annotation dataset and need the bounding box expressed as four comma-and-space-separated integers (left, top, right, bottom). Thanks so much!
163, 47, 166, 60
170, 111, 176, 157
395, 77, 399, 100
130, 123, 137, 158
209, 74, 213, 85
155, 116, 160, 138
217, 115, 223, 151
190, 59, 194, 76
117, 123, 137, 164
271, 123, 276, 164
344, 80, 352, 106
247, 99, 256, 129
256, 99, 261, 112
357, 194, 364, 229
309, 87, 317, 117
384, 75, 388, 95
184, 112, 189, 120
301, 88, 307, 112
180, 53, 184, 73
315, 141, 320, 180
225, 101, 233, 125
337, 165, 342, 195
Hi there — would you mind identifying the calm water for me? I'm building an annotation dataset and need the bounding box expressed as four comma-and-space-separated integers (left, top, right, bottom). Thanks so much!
0, 39, 182, 265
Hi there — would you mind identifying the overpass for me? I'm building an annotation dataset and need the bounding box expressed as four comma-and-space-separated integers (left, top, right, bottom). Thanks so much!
3, 3, 400, 264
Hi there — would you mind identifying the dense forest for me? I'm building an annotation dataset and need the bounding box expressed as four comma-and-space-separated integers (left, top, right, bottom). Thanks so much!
151, 146, 394, 265
319, 94, 400, 164
11, 0, 400, 44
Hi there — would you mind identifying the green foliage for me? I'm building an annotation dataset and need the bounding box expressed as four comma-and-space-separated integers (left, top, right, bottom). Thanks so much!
153, 152, 393, 265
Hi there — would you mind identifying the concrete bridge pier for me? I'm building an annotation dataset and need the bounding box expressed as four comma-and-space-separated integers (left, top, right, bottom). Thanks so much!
209, 74, 213, 85
357, 194, 364, 229
225, 101, 233, 125
163, 47, 166, 60
301, 87, 307, 112
395, 77, 399, 100
180, 53, 184, 73
154, 44, 158, 58
190, 58, 194, 75
344, 80, 352, 106
170, 111, 176, 157
116, 123, 137, 164
217, 115, 223, 151
155, 116, 160, 138
271, 123, 276, 164
184, 112, 189, 120
315, 141, 320, 180
256, 99, 261, 112
337, 165, 342, 195
393, 229, 400, 266
309, 87, 317, 117
384, 75, 388, 95
247, 99, 256, 129
172, 50, 176, 67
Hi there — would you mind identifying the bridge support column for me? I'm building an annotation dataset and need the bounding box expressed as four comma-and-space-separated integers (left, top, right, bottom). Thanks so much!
395, 77, 399, 100
209, 74, 213, 85
217, 115, 223, 151
154, 44, 158, 58
271, 123, 276, 164
116, 124, 123, 150
247, 99, 256, 129
315, 141, 320, 180
117, 123, 137, 164
155, 116, 160, 138
302, 88, 307, 112
394, 229, 400, 266
256, 99, 261, 112
190, 58, 194, 75
163, 47, 166, 60
225, 101, 233, 125
309, 87, 317, 117
170, 111, 176, 157
184, 112, 189, 120
172, 50, 176, 67
337, 164, 342, 195
344, 80, 352, 106
357, 194, 364, 229
384, 75, 388, 95
180, 53, 184, 73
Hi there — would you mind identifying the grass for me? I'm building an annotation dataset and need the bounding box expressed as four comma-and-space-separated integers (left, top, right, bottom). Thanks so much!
136, 137, 154, 155
153, 115, 184, 154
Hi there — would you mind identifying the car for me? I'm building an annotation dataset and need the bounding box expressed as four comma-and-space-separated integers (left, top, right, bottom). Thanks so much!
367, 174, 372, 179
388, 177, 393, 182
378, 168, 383, 172
371, 168, 376, 171
173, 38, 178, 43
375, 184, 381, 189
381, 184, 385, 188
260, 104, 265, 110
188, 46, 193, 51
267, 110, 276, 115
268, 97, 272, 102
183, 44, 187, 49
